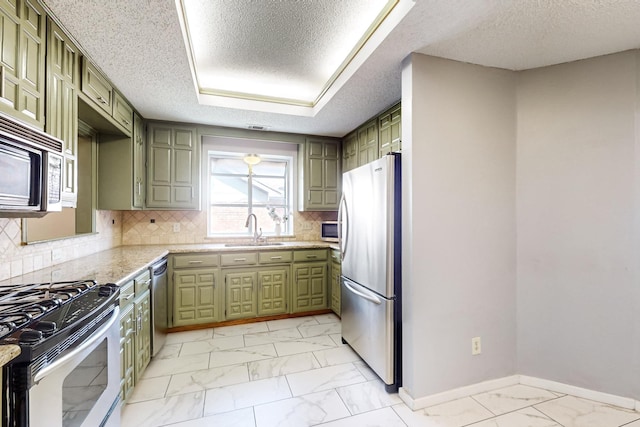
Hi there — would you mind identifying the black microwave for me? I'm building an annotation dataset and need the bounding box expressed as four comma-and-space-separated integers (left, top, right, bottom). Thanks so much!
0, 114, 63, 217
321, 221, 339, 242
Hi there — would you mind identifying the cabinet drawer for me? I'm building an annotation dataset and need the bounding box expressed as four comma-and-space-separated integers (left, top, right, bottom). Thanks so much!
134, 269, 151, 295
119, 280, 135, 307
293, 249, 328, 262
173, 253, 220, 269
259, 251, 293, 264
220, 252, 258, 267
330, 249, 340, 263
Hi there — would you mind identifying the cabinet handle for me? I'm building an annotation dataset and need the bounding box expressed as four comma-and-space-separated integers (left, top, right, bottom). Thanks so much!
188, 260, 203, 264
234, 258, 247, 262
306, 255, 317, 259
137, 180, 142, 195
97, 95, 108, 104
270, 256, 282, 260
123, 118, 131, 125
124, 293, 134, 301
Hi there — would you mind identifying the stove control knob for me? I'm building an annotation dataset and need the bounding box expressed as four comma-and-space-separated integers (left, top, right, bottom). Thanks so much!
99, 285, 114, 296
33, 321, 57, 336
19, 330, 43, 344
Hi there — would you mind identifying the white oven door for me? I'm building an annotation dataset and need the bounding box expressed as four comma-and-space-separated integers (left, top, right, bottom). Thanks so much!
28, 307, 121, 427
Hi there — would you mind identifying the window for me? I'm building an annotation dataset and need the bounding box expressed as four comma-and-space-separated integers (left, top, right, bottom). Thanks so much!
205, 139, 296, 237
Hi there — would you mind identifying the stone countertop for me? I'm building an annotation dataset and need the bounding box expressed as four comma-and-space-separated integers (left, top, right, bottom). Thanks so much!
0, 241, 339, 287
0, 345, 20, 367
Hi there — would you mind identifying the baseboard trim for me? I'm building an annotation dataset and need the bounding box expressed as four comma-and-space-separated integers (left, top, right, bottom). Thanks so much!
519, 375, 638, 411
400, 374, 640, 412
398, 375, 520, 410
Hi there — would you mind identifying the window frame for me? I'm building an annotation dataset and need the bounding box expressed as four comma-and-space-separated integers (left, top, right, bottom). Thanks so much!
202, 137, 297, 238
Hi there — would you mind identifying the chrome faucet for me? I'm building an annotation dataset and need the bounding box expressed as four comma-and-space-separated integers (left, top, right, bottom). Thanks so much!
245, 213, 262, 243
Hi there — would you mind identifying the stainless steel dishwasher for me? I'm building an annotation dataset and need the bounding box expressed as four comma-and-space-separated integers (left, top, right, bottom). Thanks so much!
150, 257, 168, 357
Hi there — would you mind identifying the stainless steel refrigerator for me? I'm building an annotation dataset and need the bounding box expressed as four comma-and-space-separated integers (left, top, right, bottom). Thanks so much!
339, 153, 401, 392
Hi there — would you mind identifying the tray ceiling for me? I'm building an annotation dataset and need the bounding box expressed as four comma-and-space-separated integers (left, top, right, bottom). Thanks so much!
39, 1, 640, 137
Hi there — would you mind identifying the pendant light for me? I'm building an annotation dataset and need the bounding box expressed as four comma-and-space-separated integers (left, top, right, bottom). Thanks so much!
243, 153, 261, 174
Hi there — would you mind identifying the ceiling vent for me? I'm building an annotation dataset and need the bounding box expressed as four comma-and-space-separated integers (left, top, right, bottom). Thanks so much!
247, 125, 269, 131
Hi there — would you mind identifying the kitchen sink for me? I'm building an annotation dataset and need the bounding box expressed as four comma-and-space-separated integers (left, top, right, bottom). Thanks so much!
223, 242, 285, 247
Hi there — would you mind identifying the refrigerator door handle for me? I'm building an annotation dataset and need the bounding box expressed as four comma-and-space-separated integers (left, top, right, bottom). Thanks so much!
343, 279, 382, 305
339, 195, 350, 261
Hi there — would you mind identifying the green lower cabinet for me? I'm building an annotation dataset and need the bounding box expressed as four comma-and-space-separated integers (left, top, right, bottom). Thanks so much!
330, 259, 341, 316
134, 290, 151, 383
119, 303, 135, 402
173, 268, 220, 326
292, 262, 328, 313
257, 269, 288, 316
225, 271, 258, 320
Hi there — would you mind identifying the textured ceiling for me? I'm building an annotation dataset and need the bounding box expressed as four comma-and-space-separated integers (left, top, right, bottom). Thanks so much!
179, 0, 393, 107
41, 0, 640, 138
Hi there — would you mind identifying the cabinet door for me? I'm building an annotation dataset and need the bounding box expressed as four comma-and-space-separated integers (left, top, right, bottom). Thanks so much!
147, 123, 200, 209
113, 90, 133, 134
119, 304, 135, 402
342, 131, 358, 173
134, 290, 151, 383
133, 113, 145, 208
0, 0, 45, 128
300, 138, 340, 211
292, 262, 327, 313
81, 56, 112, 114
173, 268, 219, 326
331, 260, 341, 316
357, 119, 378, 166
46, 18, 79, 207
257, 268, 288, 316
225, 271, 257, 320
379, 103, 401, 156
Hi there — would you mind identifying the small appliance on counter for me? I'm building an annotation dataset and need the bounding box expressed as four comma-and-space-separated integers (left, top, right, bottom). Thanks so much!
320, 221, 339, 242
339, 152, 402, 392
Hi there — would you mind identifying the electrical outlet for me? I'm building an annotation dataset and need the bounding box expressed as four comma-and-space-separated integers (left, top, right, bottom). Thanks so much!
302, 223, 312, 231
472, 337, 482, 355
173, 223, 181, 233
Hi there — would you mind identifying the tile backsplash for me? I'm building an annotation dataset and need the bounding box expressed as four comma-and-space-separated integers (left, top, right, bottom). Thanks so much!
0, 208, 336, 281
0, 210, 122, 282
121, 210, 337, 245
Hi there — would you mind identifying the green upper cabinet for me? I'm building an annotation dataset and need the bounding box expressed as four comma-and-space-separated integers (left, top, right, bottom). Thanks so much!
147, 122, 200, 210
98, 116, 145, 210
357, 119, 378, 167
113, 90, 133, 134
132, 113, 145, 208
342, 131, 358, 173
299, 137, 341, 211
0, 0, 45, 129
46, 17, 79, 207
343, 101, 401, 170
379, 102, 401, 156
80, 56, 112, 114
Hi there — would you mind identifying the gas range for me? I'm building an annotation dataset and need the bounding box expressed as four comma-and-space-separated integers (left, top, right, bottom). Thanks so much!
1, 280, 121, 427
0, 280, 119, 367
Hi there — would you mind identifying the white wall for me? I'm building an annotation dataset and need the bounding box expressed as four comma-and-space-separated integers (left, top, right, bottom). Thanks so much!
516, 50, 640, 399
401, 53, 517, 399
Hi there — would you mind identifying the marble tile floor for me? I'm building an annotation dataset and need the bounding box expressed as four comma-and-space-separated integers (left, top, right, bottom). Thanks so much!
121, 314, 640, 427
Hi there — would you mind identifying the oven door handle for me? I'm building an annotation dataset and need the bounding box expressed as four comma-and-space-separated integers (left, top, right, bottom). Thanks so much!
33, 306, 120, 384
